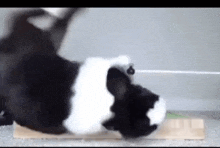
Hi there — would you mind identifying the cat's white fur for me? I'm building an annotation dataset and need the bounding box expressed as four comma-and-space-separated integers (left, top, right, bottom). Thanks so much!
147, 97, 166, 126
64, 55, 131, 135
41, 8, 67, 18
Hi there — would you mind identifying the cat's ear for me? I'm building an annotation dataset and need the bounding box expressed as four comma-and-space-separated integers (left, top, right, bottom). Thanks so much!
107, 68, 131, 100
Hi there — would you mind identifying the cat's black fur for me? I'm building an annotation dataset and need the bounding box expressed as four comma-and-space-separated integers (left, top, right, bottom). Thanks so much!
0, 8, 164, 139
104, 78, 159, 138
0, 8, 81, 133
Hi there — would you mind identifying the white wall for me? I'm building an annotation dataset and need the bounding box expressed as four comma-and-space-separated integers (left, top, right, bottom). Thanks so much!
1, 8, 220, 111
58, 8, 220, 111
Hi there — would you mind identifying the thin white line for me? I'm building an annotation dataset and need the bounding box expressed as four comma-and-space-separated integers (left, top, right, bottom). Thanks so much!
136, 70, 220, 75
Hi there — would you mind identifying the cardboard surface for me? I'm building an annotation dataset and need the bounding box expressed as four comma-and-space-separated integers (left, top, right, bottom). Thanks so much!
166, 113, 189, 119
13, 123, 122, 140
13, 118, 205, 140
145, 118, 205, 140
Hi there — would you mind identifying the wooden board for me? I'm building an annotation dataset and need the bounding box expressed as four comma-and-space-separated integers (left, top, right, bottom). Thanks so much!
13, 118, 205, 140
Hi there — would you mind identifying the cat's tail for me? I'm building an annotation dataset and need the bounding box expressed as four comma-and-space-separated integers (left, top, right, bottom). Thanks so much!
3, 8, 83, 51
7, 8, 82, 33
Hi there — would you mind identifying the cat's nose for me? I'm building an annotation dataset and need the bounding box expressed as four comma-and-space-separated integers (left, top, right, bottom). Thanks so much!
127, 64, 135, 75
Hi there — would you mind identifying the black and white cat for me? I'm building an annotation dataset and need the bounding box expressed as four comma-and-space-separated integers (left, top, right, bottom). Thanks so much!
0, 8, 166, 139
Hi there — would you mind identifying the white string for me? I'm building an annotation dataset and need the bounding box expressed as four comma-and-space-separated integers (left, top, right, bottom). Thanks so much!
136, 70, 220, 75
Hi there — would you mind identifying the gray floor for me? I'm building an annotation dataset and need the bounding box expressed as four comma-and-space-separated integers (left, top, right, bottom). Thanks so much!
1, 111, 220, 146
